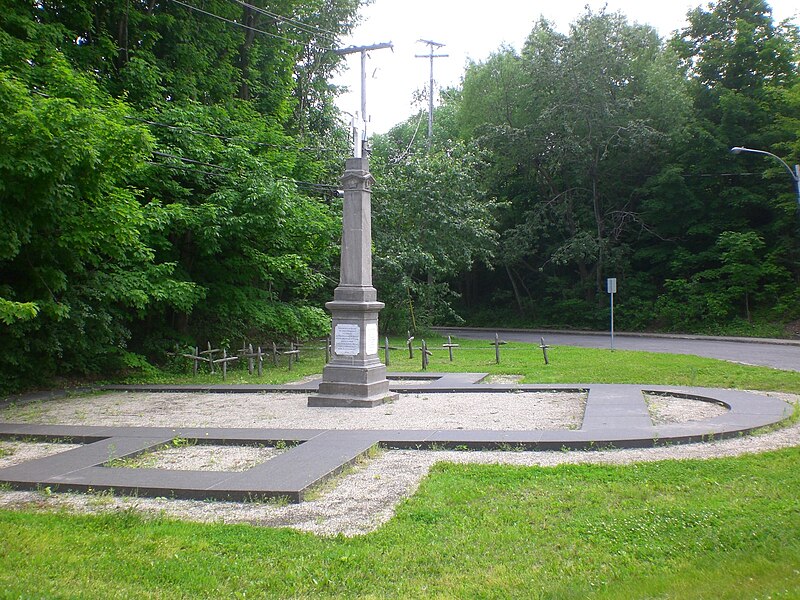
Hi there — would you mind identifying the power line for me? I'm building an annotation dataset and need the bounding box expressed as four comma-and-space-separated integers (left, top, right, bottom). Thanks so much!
391, 111, 426, 164
170, 0, 309, 45
124, 116, 336, 153
152, 150, 232, 171
148, 152, 340, 192
146, 161, 225, 178
226, 0, 341, 42
680, 172, 762, 177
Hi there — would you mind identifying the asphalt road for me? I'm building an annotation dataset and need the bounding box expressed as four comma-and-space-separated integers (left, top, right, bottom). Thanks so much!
434, 327, 800, 372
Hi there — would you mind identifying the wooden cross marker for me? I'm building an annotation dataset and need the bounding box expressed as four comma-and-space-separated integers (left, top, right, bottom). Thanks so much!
272, 342, 279, 367
539, 337, 551, 365
419, 339, 433, 370
383, 337, 400, 367
181, 346, 206, 376
442, 335, 459, 362
283, 343, 301, 371
212, 349, 239, 381
490, 333, 507, 364
199, 341, 221, 374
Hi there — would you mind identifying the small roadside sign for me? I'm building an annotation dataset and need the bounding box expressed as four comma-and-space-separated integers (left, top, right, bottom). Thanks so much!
607, 278, 617, 350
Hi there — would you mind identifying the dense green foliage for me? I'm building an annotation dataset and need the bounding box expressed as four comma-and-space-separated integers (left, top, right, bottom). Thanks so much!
0, 0, 361, 392
370, 96, 499, 332
1, 447, 798, 597
373, 0, 800, 334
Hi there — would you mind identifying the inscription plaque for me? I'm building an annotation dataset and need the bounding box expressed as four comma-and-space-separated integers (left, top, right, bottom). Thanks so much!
366, 323, 378, 355
334, 324, 360, 356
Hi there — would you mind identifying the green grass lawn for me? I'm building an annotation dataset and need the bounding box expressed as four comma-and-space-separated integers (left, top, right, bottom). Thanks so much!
2, 337, 800, 598
1, 451, 798, 599
114, 334, 800, 394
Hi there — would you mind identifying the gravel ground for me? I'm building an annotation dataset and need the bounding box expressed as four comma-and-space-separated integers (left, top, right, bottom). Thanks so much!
0, 390, 796, 537
108, 444, 284, 471
645, 393, 729, 424
0, 390, 586, 430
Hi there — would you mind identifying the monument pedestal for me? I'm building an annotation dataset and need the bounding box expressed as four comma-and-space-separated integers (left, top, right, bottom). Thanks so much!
308, 158, 397, 407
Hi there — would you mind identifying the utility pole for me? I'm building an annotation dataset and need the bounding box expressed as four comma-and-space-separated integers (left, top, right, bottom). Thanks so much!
335, 42, 393, 157
415, 39, 448, 151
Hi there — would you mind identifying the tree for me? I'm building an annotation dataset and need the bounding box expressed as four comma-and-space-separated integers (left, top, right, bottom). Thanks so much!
0, 11, 199, 391
370, 98, 498, 333
459, 10, 690, 326
0, 0, 362, 391
650, 0, 800, 330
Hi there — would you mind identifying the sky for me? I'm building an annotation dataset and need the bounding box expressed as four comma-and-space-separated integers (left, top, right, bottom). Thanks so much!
332, 0, 799, 136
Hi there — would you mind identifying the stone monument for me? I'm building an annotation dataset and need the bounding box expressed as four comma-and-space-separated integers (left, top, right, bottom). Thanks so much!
308, 156, 398, 407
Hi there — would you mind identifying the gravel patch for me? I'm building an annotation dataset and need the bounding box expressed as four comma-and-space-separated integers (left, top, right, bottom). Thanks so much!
0, 390, 796, 537
0, 391, 586, 431
388, 379, 433, 386
0, 441, 83, 468
646, 393, 730, 425
108, 444, 283, 472
483, 375, 525, 384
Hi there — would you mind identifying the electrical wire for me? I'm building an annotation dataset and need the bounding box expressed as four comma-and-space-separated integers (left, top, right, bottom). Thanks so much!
170, 0, 309, 45
146, 160, 224, 178
391, 112, 426, 164
124, 116, 337, 153
149, 152, 340, 193
226, 0, 341, 42
680, 172, 762, 177
152, 150, 232, 171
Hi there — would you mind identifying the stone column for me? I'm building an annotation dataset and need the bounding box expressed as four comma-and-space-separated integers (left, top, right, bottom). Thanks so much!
308, 157, 398, 407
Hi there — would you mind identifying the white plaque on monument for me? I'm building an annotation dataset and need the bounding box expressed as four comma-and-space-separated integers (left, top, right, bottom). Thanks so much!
334, 324, 360, 356
366, 323, 378, 355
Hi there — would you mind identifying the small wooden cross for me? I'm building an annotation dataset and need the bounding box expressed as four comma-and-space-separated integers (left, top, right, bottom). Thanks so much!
442, 335, 459, 362
212, 349, 239, 381
490, 333, 507, 364
418, 340, 433, 370
539, 337, 550, 365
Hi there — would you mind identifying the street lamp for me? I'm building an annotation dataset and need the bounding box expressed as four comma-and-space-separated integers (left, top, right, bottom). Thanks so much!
730, 146, 800, 207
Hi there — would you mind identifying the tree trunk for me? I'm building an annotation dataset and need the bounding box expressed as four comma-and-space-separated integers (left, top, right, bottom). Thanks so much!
745, 292, 751, 323
505, 265, 524, 314
117, 0, 129, 67
238, 7, 257, 100
591, 162, 605, 301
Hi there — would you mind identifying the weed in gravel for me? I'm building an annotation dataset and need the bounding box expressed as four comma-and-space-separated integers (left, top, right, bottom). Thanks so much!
170, 437, 196, 448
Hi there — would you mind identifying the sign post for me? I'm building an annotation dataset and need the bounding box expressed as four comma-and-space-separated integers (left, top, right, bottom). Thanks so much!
607, 278, 617, 351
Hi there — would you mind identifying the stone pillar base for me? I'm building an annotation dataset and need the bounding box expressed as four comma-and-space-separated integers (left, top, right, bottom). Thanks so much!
309, 363, 398, 407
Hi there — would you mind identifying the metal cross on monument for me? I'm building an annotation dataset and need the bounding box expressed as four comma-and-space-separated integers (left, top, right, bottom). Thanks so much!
308, 41, 397, 407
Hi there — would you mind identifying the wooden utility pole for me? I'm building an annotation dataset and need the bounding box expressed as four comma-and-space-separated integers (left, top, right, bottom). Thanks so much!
415, 39, 448, 150
335, 42, 393, 157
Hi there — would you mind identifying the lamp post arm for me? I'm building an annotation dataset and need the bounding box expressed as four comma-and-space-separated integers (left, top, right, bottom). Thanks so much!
731, 146, 799, 182
731, 146, 800, 207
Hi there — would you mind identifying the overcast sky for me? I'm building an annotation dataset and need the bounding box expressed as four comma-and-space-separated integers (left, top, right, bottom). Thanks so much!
332, 0, 799, 135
